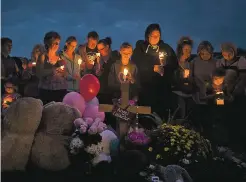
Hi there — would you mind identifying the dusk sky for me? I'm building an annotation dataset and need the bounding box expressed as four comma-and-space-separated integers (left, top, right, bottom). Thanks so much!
2, 0, 246, 57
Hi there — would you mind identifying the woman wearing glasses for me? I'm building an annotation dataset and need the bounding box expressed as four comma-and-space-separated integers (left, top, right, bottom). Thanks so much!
60, 36, 82, 92
95, 37, 120, 104
37, 31, 67, 104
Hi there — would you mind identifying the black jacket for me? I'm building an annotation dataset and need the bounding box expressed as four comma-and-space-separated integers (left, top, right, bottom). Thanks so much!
96, 50, 120, 94
131, 40, 178, 88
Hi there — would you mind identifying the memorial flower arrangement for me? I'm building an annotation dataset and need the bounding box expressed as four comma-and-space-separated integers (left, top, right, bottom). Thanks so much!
126, 129, 150, 146
146, 123, 213, 166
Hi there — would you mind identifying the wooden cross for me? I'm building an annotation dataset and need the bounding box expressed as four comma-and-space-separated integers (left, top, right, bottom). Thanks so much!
99, 82, 151, 137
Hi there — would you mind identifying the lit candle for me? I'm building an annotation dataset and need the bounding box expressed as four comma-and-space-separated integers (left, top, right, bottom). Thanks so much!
183, 69, 190, 78
159, 52, 165, 60
123, 68, 128, 82
32, 62, 36, 66
159, 51, 167, 66
96, 53, 101, 57
78, 58, 82, 65
60, 65, 65, 70
3, 97, 13, 104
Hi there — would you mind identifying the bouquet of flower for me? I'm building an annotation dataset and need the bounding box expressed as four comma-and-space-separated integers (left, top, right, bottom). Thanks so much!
126, 130, 150, 146
146, 123, 213, 166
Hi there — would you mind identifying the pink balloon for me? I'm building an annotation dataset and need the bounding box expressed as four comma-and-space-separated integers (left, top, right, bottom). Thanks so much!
83, 105, 105, 121
86, 97, 99, 107
62, 92, 86, 116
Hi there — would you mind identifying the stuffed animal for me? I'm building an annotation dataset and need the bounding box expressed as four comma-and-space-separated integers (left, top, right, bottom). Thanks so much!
31, 102, 81, 171
1, 97, 43, 171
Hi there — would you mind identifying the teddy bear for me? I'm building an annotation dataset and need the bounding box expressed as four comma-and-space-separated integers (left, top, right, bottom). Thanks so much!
31, 102, 81, 171
1, 98, 82, 173
1, 97, 43, 171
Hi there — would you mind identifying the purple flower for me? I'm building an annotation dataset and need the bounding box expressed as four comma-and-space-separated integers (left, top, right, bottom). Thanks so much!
128, 131, 150, 145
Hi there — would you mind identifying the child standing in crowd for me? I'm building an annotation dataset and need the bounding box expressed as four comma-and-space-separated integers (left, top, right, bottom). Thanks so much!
108, 42, 140, 101
173, 37, 194, 119
37, 31, 67, 105
96, 37, 119, 104
201, 68, 226, 105
60, 36, 82, 92
1, 79, 21, 116
77, 31, 100, 76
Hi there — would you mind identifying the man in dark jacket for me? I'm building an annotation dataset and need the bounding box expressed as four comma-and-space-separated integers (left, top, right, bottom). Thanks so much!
131, 24, 178, 118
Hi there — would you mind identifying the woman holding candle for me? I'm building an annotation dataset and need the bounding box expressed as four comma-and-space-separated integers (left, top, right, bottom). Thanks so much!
131, 23, 178, 118
96, 37, 119, 104
190, 41, 217, 105
37, 31, 67, 104
216, 43, 246, 99
172, 37, 195, 119
108, 42, 140, 100
60, 36, 82, 92
216, 43, 246, 150
189, 41, 217, 132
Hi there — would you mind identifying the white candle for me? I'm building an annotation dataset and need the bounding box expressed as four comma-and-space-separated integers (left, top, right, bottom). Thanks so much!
159, 52, 165, 60
78, 58, 82, 65
159, 52, 167, 66
60, 65, 64, 70
123, 68, 128, 82
96, 53, 101, 57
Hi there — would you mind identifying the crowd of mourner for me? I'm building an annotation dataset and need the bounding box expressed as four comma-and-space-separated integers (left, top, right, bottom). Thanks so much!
1, 23, 246, 181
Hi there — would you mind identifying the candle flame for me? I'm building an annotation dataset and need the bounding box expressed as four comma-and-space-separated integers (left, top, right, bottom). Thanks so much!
60, 65, 64, 70
78, 59, 82, 65
32, 62, 36, 65
123, 68, 128, 76
159, 52, 167, 60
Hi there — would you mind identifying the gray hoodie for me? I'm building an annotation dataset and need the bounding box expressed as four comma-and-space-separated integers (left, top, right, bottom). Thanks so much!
216, 56, 246, 96
190, 57, 217, 104
108, 60, 140, 99
60, 51, 82, 91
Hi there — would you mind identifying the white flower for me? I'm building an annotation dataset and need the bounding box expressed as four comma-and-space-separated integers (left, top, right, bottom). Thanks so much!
70, 137, 84, 149
84, 142, 104, 155
70, 137, 84, 154
182, 158, 190, 165
186, 153, 192, 158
